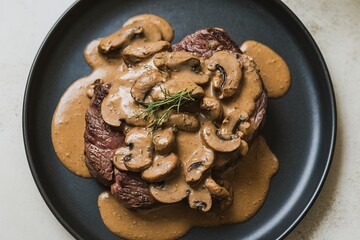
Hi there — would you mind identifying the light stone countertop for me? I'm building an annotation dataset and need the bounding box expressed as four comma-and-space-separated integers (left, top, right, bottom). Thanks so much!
0, 0, 358, 239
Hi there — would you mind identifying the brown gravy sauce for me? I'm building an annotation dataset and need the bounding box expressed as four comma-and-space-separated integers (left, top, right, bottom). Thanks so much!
99, 136, 278, 240
51, 40, 126, 177
240, 40, 291, 98
51, 14, 291, 240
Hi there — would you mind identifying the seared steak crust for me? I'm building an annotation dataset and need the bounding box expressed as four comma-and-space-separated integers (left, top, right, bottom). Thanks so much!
84, 80, 157, 207
84, 81, 124, 185
173, 28, 241, 58
111, 170, 155, 208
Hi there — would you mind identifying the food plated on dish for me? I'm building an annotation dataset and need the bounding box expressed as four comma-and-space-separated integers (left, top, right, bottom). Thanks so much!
51, 14, 291, 239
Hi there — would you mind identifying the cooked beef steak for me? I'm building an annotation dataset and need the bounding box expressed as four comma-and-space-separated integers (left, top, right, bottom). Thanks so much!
84, 81, 124, 186
85, 28, 267, 209
172, 28, 241, 58
111, 170, 155, 208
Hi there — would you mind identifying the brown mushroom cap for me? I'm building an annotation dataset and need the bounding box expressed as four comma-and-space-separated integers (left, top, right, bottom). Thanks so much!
141, 153, 178, 182
200, 97, 223, 122
150, 79, 204, 102
99, 21, 162, 54
101, 80, 147, 127
206, 51, 242, 99
218, 110, 249, 139
122, 127, 153, 171
154, 51, 209, 85
123, 14, 174, 42
188, 185, 212, 212
113, 147, 131, 171
184, 147, 214, 185
201, 122, 241, 152
165, 112, 200, 132
153, 51, 201, 71
130, 70, 165, 103
211, 179, 234, 211
149, 172, 189, 204
153, 128, 176, 154
122, 41, 171, 64
204, 177, 230, 198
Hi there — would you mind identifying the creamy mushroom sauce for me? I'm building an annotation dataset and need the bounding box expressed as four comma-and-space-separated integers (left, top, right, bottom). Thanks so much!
51, 14, 291, 239
98, 136, 278, 240
240, 40, 291, 98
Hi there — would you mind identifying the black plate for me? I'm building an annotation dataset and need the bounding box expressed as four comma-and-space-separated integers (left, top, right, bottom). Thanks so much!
23, 0, 336, 239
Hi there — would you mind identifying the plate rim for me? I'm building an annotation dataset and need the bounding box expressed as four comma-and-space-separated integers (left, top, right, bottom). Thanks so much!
22, 0, 337, 239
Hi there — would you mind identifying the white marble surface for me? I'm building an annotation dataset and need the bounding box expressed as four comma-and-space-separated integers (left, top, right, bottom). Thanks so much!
0, 0, 358, 239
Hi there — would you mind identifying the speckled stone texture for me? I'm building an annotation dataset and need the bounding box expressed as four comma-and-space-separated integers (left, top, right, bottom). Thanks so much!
0, 0, 358, 239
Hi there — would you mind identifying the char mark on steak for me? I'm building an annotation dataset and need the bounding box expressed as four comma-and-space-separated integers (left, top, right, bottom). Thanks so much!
111, 170, 155, 208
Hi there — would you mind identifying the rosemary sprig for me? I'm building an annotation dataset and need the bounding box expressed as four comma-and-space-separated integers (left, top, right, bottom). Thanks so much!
138, 87, 195, 132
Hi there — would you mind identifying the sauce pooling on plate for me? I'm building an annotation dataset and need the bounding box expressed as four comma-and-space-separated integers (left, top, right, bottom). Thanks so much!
51, 14, 291, 239
98, 136, 278, 240
241, 40, 291, 98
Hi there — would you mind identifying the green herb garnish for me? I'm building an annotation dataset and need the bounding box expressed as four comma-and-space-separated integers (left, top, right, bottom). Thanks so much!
138, 87, 195, 132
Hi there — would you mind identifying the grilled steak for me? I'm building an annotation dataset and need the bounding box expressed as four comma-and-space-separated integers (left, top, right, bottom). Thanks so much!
85, 80, 157, 208
85, 28, 267, 209
111, 170, 155, 208
173, 28, 241, 58
84, 80, 124, 186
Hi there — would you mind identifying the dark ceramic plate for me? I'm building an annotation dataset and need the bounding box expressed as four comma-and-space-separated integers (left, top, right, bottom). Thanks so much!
23, 0, 336, 239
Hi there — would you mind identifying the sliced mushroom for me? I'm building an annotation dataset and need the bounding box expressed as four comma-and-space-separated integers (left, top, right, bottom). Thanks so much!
206, 51, 242, 99
239, 121, 252, 140
149, 172, 189, 204
184, 147, 214, 185
165, 112, 200, 132
201, 122, 241, 152
152, 51, 210, 83
218, 110, 249, 139
205, 177, 230, 198
122, 41, 171, 64
217, 109, 251, 155
123, 14, 174, 42
141, 153, 178, 182
211, 179, 234, 211
113, 147, 131, 171
150, 79, 204, 101
200, 97, 223, 122
153, 51, 201, 71
171, 70, 210, 85
99, 21, 161, 54
122, 127, 153, 172
153, 128, 176, 154
101, 81, 147, 127
188, 185, 212, 212
131, 70, 165, 103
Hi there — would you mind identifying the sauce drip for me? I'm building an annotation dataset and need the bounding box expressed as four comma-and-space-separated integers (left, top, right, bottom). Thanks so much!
51, 39, 125, 177
99, 136, 278, 240
240, 40, 291, 98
